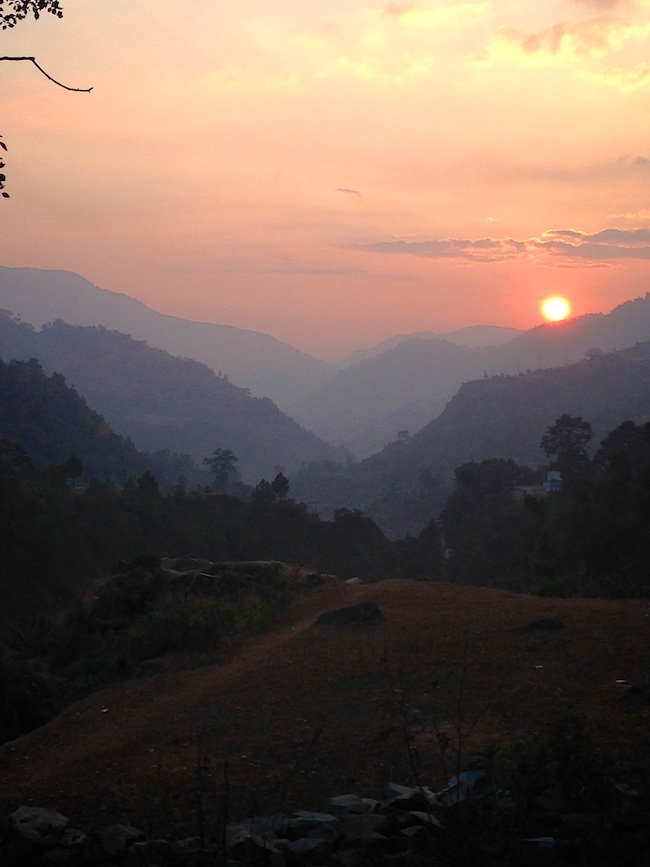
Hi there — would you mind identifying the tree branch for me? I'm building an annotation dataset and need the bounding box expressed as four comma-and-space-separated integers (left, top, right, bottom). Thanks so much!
0, 55, 92, 91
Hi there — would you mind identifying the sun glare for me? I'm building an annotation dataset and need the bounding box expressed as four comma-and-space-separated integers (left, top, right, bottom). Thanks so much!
541, 296, 571, 322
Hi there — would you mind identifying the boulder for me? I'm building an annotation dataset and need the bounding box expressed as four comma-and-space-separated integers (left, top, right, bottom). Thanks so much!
327, 794, 370, 816
315, 602, 384, 627
87, 824, 145, 860
5, 806, 69, 847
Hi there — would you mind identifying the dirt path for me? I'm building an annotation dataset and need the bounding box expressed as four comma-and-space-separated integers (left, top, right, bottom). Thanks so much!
0, 579, 369, 803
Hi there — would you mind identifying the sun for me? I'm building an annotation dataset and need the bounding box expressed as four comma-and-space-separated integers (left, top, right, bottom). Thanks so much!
541, 296, 571, 322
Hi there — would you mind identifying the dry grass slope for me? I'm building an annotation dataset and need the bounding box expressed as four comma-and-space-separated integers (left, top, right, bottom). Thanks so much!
1, 577, 649, 838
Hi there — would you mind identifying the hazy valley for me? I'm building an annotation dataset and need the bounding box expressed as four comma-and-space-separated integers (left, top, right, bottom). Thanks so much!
2, 266, 650, 863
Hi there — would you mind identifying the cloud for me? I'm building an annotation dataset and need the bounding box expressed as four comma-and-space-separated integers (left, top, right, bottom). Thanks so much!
596, 60, 650, 89
336, 187, 362, 197
455, 154, 650, 187
355, 237, 529, 262
609, 207, 650, 222
383, 3, 415, 17
571, 0, 635, 8
354, 227, 650, 265
381, 2, 487, 30
244, 2, 489, 86
488, 15, 640, 65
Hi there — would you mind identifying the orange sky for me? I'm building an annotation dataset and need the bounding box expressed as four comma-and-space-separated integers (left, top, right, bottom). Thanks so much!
2, 0, 650, 360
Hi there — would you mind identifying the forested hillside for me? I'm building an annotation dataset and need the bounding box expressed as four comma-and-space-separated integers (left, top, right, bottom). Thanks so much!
0, 358, 151, 482
0, 313, 346, 482
292, 341, 650, 536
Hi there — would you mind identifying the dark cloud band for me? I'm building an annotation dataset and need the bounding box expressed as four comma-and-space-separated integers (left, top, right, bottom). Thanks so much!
354, 227, 650, 265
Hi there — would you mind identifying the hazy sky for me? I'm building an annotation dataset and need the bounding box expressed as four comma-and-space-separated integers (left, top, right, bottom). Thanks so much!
2, 0, 650, 359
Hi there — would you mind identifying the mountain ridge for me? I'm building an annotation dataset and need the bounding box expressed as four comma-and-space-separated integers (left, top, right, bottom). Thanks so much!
0, 313, 346, 483
0, 266, 333, 408
292, 339, 650, 536
291, 294, 650, 456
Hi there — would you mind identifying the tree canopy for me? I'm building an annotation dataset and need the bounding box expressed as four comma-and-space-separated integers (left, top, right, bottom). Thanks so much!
540, 414, 593, 487
203, 448, 239, 492
0, 1, 63, 30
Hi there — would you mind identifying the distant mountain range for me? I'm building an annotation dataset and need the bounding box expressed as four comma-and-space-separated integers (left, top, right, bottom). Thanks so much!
290, 294, 650, 456
0, 266, 332, 408
0, 313, 346, 483
0, 266, 512, 456
3, 264, 650, 471
336, 325, 522, 367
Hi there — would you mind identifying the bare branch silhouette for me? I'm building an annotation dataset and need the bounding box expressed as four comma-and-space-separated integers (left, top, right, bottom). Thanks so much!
0, 55, 92, 91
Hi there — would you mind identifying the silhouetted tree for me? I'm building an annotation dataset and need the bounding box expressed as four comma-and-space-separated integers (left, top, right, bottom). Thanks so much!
203, 448, 239, 492
251, 479, 276, 502
593, 420, 648, 477
440, 458, 540, 586
1, 0, 92, 198
541, 414, 593, 487
271, 471, 289, 500
135, 470, 160, 498
1, 1, 63, 29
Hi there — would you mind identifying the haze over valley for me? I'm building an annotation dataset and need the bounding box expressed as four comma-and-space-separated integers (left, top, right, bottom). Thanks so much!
4, 265, 650, 467
3, 263, 650, 532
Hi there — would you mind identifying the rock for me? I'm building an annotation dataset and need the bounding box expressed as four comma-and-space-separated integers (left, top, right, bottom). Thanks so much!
40, 847, 75, 864
226, 826, 283, 864
340, 812, 390, 840
59, 827, 87, 855
386, 784, 439, 811
336, 849, 365, 867
385, 783, 414, 799
532, 785, 569, 816
439, 770, 487, 805
170, 554, 212, 572
124, 838, 185, 865
3, 763, 649, 866
339, 830, 388, 856
513, 836, 557, 867
618, 678, 650, 708
227, 814, 287, 842
5, 806, 69, 847
286, 836, 328, 861
315, 602, 383, 627
328, 794, 369, 816
287, 810, 341, 842
399, 824, 430, 842
88, 824, 145, 860
403, 810, 442, 830
610, 782, 647, 826
382, 850, 431, 866
175, 836, 205, 854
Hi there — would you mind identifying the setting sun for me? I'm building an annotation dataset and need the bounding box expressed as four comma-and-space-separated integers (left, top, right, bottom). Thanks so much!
541, 296, 571, 323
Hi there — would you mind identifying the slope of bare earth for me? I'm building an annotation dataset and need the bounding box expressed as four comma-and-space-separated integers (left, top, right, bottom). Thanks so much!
1, 576, 649, 838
